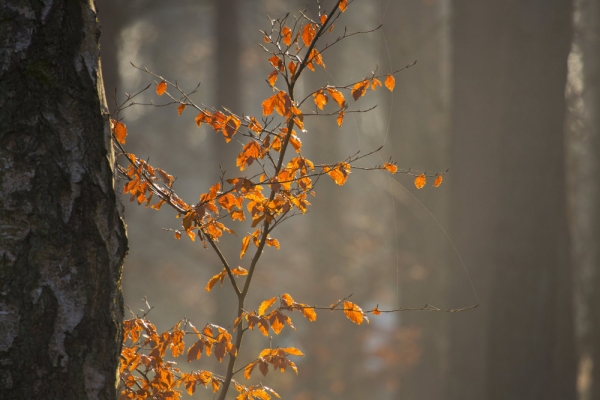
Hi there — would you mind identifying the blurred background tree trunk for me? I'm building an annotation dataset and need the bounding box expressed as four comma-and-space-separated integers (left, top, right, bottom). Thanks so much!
567, 0, 600, 398
0, 0, 127, 398
449, 1, 576, 399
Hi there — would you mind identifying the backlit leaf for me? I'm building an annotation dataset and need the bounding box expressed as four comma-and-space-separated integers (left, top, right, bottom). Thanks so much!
385, 74, 396, 91
383, 162, 398, 174
267, 70, 278, 87
343, 301, 364, 325
283, 347, 305, 356
414, 173, 426, 189
112, 120, 127, 144
302, 23, 316, 47
339, 0, 348, 12
177, 103, 186, 115
281, 26, 292, 46
336, 110, 344, 127
156, 81, 167, 95
174, 231, 182, 240
231, 267, 247, 276
351, 80, 369, 101
266, 237, 280, 249
240, 235, 251, 259
433, 175, 443, 187
371, 77, 382, 90
258, 297, 277, 316
313, 90, 327, 110
326, 87, 346, 108
372, 307, 381, 315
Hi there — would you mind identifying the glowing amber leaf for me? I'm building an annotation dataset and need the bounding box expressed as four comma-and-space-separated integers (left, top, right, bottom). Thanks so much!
301, 306, 317, 321
336, 110, 344, 127
244, 361, 257, 380
302, 23, 316, 47
372, 307, 381, 315
288, 61, 298, 77
112, 120, 127, 144
187, 340, 204, 362
269, 311, 286, 334
327, 87, 345, 108
195, 111, 211, 127
247, 116, 263, 134
266, 237, 280, 249
383, 162, 398, 174
433, 175, 443, 187
274, 91, 292, 117
174, 231, 182, 240
232, 266, 248, 276
289, 133, 302, 153
223, 115, 241, 143
371, 77, 382, 90
313, 90, 327, 110
339, 0, 348, 12
240, 235, 251, 259
177, 103, 186, 115
325, 162, 350, 185
414, 173, 426, 189
343, 301, 364, 325
320, 14, 327, 25
385, 74, 396, 91
258, 297, 277, 316
267, 70, 278, 87
309, 48, 325, 69
231, 210, 245, 221
281, 293, 294, 307
269, 55, 284, 72
283, 347, 305, 356
206, 270, 226, 292
236, 141, 262, 171
156, 80, 167, 95
351, 80, 369, 101
281, 26, 292, 46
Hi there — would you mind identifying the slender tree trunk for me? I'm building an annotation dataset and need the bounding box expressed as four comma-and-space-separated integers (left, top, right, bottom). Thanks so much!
449, 1, 576, 399
0, 1, 127, 399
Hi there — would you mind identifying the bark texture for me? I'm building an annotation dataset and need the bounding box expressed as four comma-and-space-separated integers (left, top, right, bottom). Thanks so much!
0, 1, 127, 399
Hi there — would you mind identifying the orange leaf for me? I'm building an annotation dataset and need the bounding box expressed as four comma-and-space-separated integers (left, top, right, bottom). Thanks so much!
343, 301, 364, 325
371, 77, 382, 90
281, 293, 295, 307
240, 235, 251, 259
283, 347, 305, 356
372, 307, 381, 315
112, 120, 127, 144
301, 23, 316, 47
262, 94, 276, 116
206, 270, 226, 292
339, 0, 348, 12
300, 306, 317, 322
177, 103, 186, 115
288, 61, 298, 77
156, 80, 167, 95
336, 110, 344, 127
232, 266, 248, 276
267, 70, 278, 87
351, 80, 369, 101
313, 90, 328, 110
433, 175, 443, 187
223, 115, 241, 143
383, 162, 398, 174
258, 297, 277, 316
174, 231, 182, 240
385, 74, 396, 91
414, 173, 426, 189
309, 48, 325, 69
269, 55, 284, 72
266, 237, 280, 249
281, 26, 292, 46
320, 14, 328, 25
326, 87, 346, 108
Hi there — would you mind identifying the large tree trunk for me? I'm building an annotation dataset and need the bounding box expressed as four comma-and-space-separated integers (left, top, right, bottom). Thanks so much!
448, 1, 576, 399
0, 1, 127, 399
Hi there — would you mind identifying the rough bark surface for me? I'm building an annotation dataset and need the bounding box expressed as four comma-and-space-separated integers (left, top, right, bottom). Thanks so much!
0, 1, 127, 399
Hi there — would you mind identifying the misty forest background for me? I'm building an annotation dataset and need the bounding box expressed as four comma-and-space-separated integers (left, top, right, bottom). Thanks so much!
97, 0, 599, 399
